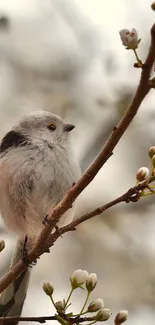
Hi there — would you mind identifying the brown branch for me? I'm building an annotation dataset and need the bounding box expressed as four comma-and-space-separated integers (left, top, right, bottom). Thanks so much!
32, 23, 155, 238
0, 24, 155, 295
0, 315, 93, 324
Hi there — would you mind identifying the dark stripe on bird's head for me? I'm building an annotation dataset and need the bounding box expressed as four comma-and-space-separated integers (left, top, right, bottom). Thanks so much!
0, 131, 30, 153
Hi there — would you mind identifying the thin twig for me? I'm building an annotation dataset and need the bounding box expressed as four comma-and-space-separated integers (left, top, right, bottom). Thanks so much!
0, 24, 155, 295
46, 180, 152, 247
0, 315, 93, 324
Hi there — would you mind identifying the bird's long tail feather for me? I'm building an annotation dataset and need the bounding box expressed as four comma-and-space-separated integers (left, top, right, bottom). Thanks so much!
0, 239, 31, 323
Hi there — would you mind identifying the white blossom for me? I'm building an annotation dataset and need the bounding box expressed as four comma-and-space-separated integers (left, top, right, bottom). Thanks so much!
86, 273, 97, 292
55, 300, 66, 313
119, 28, 140, 50
70, 269, 89, 288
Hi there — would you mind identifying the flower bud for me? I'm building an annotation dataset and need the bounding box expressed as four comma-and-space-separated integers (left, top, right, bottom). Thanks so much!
0, 240, 5, 252
152, 155, 155, 169
88, 298, 104, 312
151, 2, 155, 11
70, 269, 88, 289
96, 308, 112, 321
55, 300, 66, 313
115, 310, 128, 325
136, 167, 149, 183
43, 282, 54, 296
119, 28, 140, 50
86, 273, 97, 292
148, 146, 155, 158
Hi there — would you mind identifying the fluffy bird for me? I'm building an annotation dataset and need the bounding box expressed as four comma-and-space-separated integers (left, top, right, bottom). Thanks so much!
0, 110, 80, 320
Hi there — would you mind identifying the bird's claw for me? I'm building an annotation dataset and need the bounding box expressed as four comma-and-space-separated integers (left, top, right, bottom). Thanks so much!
21, 235, 37, 268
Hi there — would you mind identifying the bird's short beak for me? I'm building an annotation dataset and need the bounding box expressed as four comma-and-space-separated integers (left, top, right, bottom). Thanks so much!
64, 124, 75, 132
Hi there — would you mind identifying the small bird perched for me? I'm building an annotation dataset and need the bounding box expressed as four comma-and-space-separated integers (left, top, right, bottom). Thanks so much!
0, 110, 81, 321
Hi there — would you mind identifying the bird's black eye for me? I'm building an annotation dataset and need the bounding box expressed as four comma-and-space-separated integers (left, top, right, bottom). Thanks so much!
48, 122, 56, 131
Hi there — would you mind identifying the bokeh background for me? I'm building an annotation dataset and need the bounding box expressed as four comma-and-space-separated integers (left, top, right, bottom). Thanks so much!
0, 0, 155, 324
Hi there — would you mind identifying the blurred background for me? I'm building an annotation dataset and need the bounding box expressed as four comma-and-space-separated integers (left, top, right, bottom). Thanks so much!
0, 0, 155, 324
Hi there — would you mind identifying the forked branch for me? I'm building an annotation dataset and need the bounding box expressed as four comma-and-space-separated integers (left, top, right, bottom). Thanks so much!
0, 24, 155, 295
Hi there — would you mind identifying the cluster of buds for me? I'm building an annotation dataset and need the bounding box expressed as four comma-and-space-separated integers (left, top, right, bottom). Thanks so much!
70, 269, 89, 289
134, 146, 155, 198
70, 269, 98, 292
43, 269, 128, 325
136, 146, 155, 183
